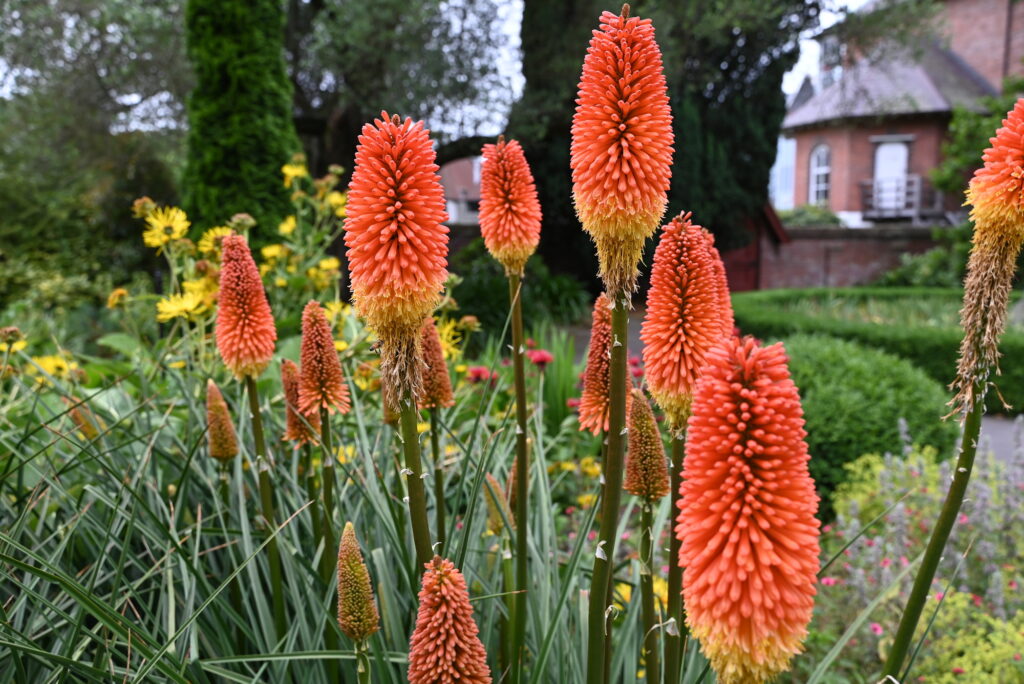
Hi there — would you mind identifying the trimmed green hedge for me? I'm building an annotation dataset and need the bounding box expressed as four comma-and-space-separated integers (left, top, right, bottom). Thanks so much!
733, 287, 1024, 412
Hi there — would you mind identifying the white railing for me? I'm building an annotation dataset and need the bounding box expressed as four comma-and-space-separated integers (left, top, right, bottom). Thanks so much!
859, 174, 944, 223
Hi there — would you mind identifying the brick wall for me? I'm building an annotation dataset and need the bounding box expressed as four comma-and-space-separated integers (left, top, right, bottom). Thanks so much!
943, 0, 1014, 90
753, 225, 939, 289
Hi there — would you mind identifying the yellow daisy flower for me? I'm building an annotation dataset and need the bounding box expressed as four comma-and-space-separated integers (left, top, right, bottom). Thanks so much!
576, 493, 598, 509
182, 277, 219, 308
274, 277, 287, 288
326, 191, 347, 217
324, 300, 351, 325
261, 244, 288, 262
580, 456, 601, 479
156, 291, 206, 322
27, 354, 79, 384
318, 256, 341, 272
106, 288, 129, 309
281, 162, 308, 188
142, 206, 190, 250
0, 340, 27, 353
197, 226, 233, 256
278, 215, 297, 236
334, 339, 349, 352
436, 317, 462, 360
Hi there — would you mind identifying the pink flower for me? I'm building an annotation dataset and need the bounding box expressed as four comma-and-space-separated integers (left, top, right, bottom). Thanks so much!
628, 355, 641, 367
959, 513, 969, 524
881, 558, 892, 568
820, 577, 838, 586
526, 338, 537, 349
935, 592, 945, 601
972, 594, 983, 607
566, 397, 581, 409
466, 366, 493, 384
565, 506, 576, 515
1010, 580, 1019, 590
952, 667, 965, 675
900, 556, 909, 567
587, 530, 597, 542
526, 349, 554, 369
630, 365, 644, 378
870, 623, 883, 636
1014, 653, 1021, 661
660, 565, 669, 575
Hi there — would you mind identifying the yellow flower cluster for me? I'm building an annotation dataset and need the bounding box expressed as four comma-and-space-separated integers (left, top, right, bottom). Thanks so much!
282, 161, 309, 189
198, 226, 233, 256
142, 206, 190, 252
26, 354, 80, 385
156, 291, 207, 322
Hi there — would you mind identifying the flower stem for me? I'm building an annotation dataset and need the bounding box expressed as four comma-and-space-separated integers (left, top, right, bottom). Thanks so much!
356, 640, 371, 684
245, 375, 286, 644
303, 443, 322, 545
319, 407, 336, 582
220, 463, 245, 654
586, 292, 629, 684
508, 274, 530, 684
430, 407, 446, 550
664, 435, 686, 684
399, 392, 434, 569
640, 502, 660, 684
882, 392, 983, 679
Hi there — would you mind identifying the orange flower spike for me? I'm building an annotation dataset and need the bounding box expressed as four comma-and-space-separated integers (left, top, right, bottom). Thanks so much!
408, 556, 492, 684
345, 111, 449, 403
419, 317, 454, 410
299, 300, 351, 417
206, 380, 239, 462
677, 337, 820, 684
282, 359, 320, 445
571, 5, 673, 295
579, 293, 633, 434
337, 522, 380, 643
623, 388, 669, 501
951, 98, 1024, 413
479, 136, 542, 276
641, 213, 734, 433
215, 234, 277, 379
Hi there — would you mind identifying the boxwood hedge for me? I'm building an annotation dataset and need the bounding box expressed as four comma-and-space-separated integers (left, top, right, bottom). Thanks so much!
733, 287, 1024, 412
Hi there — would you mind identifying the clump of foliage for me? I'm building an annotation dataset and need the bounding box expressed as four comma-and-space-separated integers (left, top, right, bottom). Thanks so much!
778, 204, 842, 227
780, 334, 958, 510
181, 0, 300, 233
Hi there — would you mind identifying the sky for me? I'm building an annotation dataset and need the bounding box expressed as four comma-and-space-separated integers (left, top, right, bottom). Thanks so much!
782, 0, 872, 95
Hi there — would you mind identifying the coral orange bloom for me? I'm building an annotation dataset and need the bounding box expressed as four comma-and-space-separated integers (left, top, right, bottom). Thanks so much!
419, 317, 454, 410
337, 522, 380, 643
344, 111, 449, 404
623, 388, 669, 501
641, 213, 734, 432
677, 336, 820, 684
216, 234, 277, 378
206, 380, 239, 462
571, 6, 673, 295
299, 300, 351, 417
952, 98, 1024, 413
479, 136, 542, 276
408, 556, 492, 684
281, 359, 320, 445
579, 293, 633, 433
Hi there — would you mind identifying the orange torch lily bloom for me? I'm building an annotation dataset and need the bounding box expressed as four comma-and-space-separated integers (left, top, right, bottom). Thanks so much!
336, 522, 380, 643
579, 293, 632, 434
299, 300, 351, 417
282, 359, 319, 445
677, 336, 820, 684
623, 388, 669, 501
479, 136, 542, 276
344, 111, 449, 406
216, 234, 277, 379
408, 556, 492, 684
641, 213, 734, 432
951, 98, 1024, 413
571, 5, 673, 295
419, 317, 454, 410
206, 380, 238, 462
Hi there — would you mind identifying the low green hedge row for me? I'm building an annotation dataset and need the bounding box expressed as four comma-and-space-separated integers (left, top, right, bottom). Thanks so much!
732, 287, 1024, 412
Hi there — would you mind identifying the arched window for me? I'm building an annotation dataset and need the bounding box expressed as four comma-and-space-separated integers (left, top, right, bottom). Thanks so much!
809, 144, 831, 205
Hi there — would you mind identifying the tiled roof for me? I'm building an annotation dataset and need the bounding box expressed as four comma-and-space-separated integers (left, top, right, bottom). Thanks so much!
782, 43, 997, 131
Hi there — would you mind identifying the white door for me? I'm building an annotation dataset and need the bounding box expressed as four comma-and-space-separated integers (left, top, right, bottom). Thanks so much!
874, 142, 909, 211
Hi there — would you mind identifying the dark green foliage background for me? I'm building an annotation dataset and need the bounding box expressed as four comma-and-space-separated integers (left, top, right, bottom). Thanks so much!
780, 334, 959, 515
733, 288, 1024, 412
182, 0, 300, 233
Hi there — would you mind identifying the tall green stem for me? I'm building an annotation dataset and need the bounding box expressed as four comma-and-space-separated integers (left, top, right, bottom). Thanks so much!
245, 376, 286, 644
220, 464, 245, 654
640, 503, 660, 684
586, 293, 629, 684
399, 393, 434, 569
356, 641, 371, 684
320, 408, 336, 582
509, 274, 530, 683
882, 393, 983, 678
302, 443, 322, 545
664, 435, 686, 684
430, 408, 446, 550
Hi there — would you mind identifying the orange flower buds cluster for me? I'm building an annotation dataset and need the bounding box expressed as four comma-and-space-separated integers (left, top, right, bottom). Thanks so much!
298, 300, 351, 417
571, 6, 673, 295
206, 380, 239, 462
479, 136, 542, 276
336, 522, 380, 643
419, 318, 454, 410
281, 359, 319, 445
641, 213, 733, 432
216, 235, 277, 379
579, 293, 632, 434
677, 336, 820, 684
344, 112, 449, 407
623, 388, 669, 501
408, 557, 492, 684
951, 98, 1024, 414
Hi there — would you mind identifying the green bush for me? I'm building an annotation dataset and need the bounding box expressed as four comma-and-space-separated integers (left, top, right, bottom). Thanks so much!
734, 287, 1024, 412
780, 334, 958, 511
777, 203, 841, 227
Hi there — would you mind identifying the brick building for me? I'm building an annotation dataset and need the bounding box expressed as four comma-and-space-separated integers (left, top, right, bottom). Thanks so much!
780, 0, 1024, 227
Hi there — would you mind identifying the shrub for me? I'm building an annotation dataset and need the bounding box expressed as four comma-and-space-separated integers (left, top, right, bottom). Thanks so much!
779, 334, 958, 510
777, 203, 841, 227
733, 287, 1024, 412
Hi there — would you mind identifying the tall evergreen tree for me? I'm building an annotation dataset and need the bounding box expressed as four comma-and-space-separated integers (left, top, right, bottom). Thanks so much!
182, 0, 300, 232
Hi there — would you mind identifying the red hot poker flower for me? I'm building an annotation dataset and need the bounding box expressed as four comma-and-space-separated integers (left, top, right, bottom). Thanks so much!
408, 556, 492, 684
216, 234, 277, 378
282, 359, 319, 445
677, 336, 820, 684
344, 112, 449, 405
337, 522, 380, 643
571, 6, 673, 295
641, 213, 733, 433
206, 380, 239, 462
479, 136, 542, 276
623, 388, 669, 501
299, 300, 351, 417
419, 317, 454, 410
579, 293, 632, 434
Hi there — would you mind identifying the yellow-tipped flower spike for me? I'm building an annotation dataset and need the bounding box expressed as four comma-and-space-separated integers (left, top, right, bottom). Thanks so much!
336, 522, 380, 643
951, 98, 1024, 413
419, 317, 455, 410
206, 380, 239, 462
623, 388, 669, 502
484, 472, 515, 536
